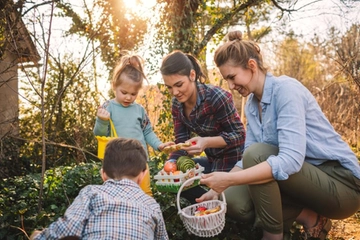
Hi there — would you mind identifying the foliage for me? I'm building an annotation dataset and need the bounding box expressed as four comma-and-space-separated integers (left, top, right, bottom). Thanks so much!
154, 83, 175, 143
0, 5, 7, 60
153, 0, 296, 59
0, 0, 18, 60
19, 56, 100, 169
272, 32, 325, 87
0, 137, 31, 178
0, 162, 102, 239
327, 24, 360, 89
57, 0, 148, 70
137, 84, 174, 146
313, 82, 360, 152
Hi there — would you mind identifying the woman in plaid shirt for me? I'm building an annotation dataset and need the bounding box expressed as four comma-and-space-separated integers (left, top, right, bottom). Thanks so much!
160, 50, 246, 203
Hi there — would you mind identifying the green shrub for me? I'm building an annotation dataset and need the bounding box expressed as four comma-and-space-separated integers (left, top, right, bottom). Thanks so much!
0, 162, 102, 239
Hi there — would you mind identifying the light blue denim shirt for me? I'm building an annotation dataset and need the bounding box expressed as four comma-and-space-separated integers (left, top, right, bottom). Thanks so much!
236, 73, 360, 180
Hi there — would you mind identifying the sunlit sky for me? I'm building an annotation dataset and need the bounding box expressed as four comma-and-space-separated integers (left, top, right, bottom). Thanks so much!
123, 0, 157, 13
284, 0, 359, 36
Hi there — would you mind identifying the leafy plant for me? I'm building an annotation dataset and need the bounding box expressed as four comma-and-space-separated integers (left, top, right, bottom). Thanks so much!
0, 162, 102, 239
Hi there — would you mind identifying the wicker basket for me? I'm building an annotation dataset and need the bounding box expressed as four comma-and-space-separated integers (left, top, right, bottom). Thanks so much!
176, 176, 227, 238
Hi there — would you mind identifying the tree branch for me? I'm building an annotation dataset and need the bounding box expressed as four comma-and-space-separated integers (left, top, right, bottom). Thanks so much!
9, 135, 99, 159
195, 0, 263, 56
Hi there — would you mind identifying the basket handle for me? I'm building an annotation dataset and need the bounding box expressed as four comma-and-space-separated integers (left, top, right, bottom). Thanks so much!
176, 175, 226, 213
109, 119, 118, 137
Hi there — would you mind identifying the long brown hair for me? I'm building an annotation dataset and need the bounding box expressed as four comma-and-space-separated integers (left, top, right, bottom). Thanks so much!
160, 50, 207, 83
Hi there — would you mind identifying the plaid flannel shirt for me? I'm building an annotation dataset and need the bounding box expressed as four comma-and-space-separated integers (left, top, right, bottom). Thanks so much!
169, 83, 245, 171
34, 179, 168, 240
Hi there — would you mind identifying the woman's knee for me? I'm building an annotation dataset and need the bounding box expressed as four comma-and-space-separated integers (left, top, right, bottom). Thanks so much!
243, 143, 279, 169
224, 185, 255, 223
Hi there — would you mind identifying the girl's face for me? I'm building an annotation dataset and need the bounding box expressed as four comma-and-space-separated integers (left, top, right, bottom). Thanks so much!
218, 63, 254, 97
163, 71, 196, 103
113, 76, 141, 107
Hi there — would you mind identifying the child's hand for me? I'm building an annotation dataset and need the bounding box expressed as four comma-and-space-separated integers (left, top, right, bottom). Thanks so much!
30, 230, 41, 240
158, 142, 175, 151
97, 107, 110, 121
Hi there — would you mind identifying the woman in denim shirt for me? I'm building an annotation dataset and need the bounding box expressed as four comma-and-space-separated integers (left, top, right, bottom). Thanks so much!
197, 31, 360, 240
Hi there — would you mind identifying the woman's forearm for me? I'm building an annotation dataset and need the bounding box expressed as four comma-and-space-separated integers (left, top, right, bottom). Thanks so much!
203, 136, 227, 148
227, 161, 274, 185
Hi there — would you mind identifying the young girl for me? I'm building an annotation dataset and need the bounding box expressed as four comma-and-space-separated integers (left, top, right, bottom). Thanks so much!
94, 54, 173, 196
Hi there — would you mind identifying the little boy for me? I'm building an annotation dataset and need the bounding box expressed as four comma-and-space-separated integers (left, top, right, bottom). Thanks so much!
30, 138, 169, 240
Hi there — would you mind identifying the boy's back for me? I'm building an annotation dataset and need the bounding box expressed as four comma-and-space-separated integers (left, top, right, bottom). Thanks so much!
34, 179, 167, 239
31, 138, 169, 240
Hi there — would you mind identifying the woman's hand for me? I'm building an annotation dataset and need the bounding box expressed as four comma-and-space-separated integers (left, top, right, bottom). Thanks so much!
182, 136, 206, 155
200, 172, 231, 193
97, 107, 110, 121
195, 189, 220, 203
182, 136, 227, 155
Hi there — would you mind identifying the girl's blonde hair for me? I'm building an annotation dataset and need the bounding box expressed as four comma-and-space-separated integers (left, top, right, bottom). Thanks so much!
214, 30, 267, 73
112, 54, 147, 89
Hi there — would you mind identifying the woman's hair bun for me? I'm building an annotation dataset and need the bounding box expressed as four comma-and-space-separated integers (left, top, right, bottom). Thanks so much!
227, 30, 242, 41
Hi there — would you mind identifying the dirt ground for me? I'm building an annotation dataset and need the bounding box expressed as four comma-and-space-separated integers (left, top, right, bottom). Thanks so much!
327, 214, 360, 240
